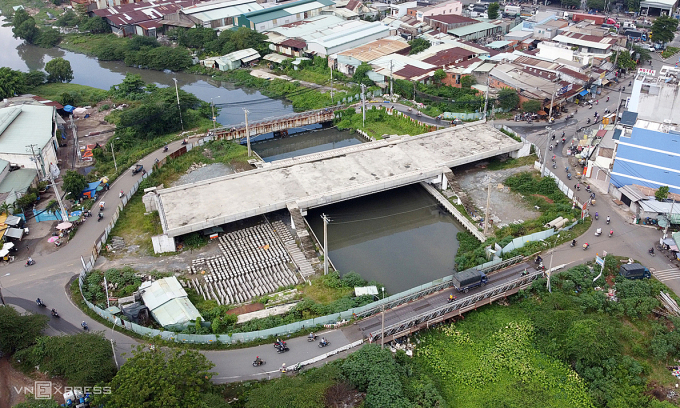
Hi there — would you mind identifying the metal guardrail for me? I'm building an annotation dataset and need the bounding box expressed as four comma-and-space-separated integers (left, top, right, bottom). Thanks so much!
354, 255, 525, 320
369, 270, 542, 342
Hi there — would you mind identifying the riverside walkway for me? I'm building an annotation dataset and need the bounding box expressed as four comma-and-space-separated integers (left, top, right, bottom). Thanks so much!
151, 122, 523, 239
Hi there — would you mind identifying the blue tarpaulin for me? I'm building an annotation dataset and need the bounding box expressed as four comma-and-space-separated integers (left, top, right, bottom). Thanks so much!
578, 90, 590, 96
81, 181, 101, 199
63, 105, 74, 113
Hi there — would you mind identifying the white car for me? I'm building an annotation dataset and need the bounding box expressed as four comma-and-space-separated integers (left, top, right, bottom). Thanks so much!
645, 45, 656, 52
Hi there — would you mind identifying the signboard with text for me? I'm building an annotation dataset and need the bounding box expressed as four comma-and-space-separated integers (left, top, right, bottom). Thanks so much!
637, 68, 656, 76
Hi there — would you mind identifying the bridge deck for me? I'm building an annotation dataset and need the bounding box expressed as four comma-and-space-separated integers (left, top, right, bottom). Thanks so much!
156, 122, 522, 237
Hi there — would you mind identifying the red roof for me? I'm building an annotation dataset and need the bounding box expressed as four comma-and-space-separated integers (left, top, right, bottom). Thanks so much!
422, 47, 473, 66
280, 38, 306, 49
31, 96, 64, 110
556, 66, 589, 82
425, 14, 477, 25
93, 0, 193, 26
394, 64, 432, 80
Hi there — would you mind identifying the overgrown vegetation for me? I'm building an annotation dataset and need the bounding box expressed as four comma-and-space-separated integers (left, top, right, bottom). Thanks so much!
225, 262, 680, 408
455, 171, 586, 270
81, 267, 172, 308
661, 47, 680, 59
334, 106, 431, 139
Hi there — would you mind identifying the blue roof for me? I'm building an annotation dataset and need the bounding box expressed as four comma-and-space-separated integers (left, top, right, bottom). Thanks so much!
578, 89, 589, 96
63, 105, 74, 113
82, 181, 102, 193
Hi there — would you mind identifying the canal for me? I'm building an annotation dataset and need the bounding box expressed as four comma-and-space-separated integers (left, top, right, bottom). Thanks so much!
2, 22, 464, 293
306, 184, 463, 294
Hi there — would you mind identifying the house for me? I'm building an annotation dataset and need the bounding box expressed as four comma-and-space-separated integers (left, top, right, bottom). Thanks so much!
236, 0, 335, 32
0, 105, 59, 178
93, 0, 194, 37
532, 19, 568, 40
306, 22, 393, 57
329, 37, 410, 76
551, 32, 616, 55
140, 277, 202, 327
370, 53, 438, 85
265, 15, 368, 56
200, 48, 261, 70
409, 0, 463, 21
423, 14, 477, 32
489, 63, 569, 107
0, 159, 38, 209
165, 0, 264, 30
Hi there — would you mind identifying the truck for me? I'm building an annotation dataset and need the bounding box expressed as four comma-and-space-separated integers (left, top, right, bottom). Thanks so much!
619, 263, 651, 280
452, 270, 488, 293
572, 13, 606, 25
504, 5, 521, 16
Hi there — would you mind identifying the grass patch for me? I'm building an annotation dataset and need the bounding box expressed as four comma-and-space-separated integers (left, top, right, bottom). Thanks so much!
335, 107, 432, 139
485, 153, 537, 171
0, 0, 57, 24
661, 46, 680, 59
300, 275, 355, 304
60, 33, 129, 56
30, 82, 109, 107
107, 140, 248, 255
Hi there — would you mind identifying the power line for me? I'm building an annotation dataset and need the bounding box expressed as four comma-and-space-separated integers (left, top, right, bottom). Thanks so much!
328, 203, 440, 225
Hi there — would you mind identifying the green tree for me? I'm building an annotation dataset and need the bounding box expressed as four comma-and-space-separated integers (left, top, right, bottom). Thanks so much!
627, 0, 641, 11
432, 69, 447, 85
655, 186, 670, 201
0, 67, 27, 98
497, 87, 519, 111
652, 15, 679, 44
460, 75, 476, 89
44, 200, 60, 214
631, 45, 651, 63
352, 62, 375, 86
55, 9, 81, 27
24, 71, 46, 88
613, 50, 636, 70
80, 16, 111, 34
34, 28, 61, 48
15, 333, 116, 385
487, 2, 499, 19
14, 396, 61, 408
522, 99, 542, 113
96, 347, 214, 408
110, 73, 147, 99
62, 170, 88, 200
587, 0, 605, 9
0, 306, 48, 354
45, 58, 74, 83
408, 38, 431, 55
12, 9, 40, 44
562, 0, 580, 7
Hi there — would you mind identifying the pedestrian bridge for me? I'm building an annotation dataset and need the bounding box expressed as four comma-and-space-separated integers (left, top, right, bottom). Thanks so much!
210, 108, 338, 140
152, 122, 524, 239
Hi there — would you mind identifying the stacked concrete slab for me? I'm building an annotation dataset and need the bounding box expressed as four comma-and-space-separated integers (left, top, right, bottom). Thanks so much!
189, 223, 300, 305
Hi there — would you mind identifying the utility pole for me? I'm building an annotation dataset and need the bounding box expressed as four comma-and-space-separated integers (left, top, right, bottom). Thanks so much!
172, 78, 184, 132
330, 67, 333, 103
48, 170, 68, 222
547, 234, 560, 293
380, 286, 385, 350
541, 84, 557, 175
243, 108, 251, 157
389, 60, 393, 98
483, 76, 490, 121
110, 137, 119, 173
26, 144, 43, 178
211, 96, 220, 131
614, 85, 624, 125
484, 183, 491, 235
321, 214, 330, 275
361, 84, 366, 128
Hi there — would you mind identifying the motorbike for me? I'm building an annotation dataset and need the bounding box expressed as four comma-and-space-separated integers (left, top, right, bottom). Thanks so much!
307, 335, 318, 342
570, 240, 577, 247
252, 359, 266, 367
51, 309, 60, 318
119, 190, 124, 198
81, 322, 89, 331
567, 173, 572, 180
318, 340, 331, 348
549, 144, 553, 151
521, 269, 530, 276
25, 259, 35, 267
606, 97, 610, 102
595, 228, 602, 237
98, 212, 103, 222
163, 145, 169, 153
587, 118, 591, 124
609, 230, 613, 237
552, 162, 556, 169
606, 218, 610, 225
594, 213, 599, 220
181, 139, 188, 145
583, 243, 589, 251
649, 248, 656, 257
447, 296, 457, 303
36, 299, 46, 307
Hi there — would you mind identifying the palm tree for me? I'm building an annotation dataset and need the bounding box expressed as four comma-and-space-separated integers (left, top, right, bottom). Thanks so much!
0, 202, 10, 216
45, 200, 60, 214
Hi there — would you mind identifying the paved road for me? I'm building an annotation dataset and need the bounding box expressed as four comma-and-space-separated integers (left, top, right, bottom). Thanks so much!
3, 63, 680, 383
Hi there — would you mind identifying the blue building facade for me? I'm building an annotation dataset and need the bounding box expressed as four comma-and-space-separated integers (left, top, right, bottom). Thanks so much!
611, 126, 680, 195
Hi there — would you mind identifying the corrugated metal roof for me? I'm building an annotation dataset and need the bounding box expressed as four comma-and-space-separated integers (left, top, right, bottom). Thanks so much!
0, 105, 54, 155
448, 21, 497, 37
222, 48, 260, 62
183, 0, 263, 21
244, 0, 333, 23
311, 22, 390, 49
151, 298, 202, 326
618, 185, 647, 202
140, 277, 188, 310
338, 38, 409, 62
0, 169, 37, 194
620, 111, 638, 126
264, 53, 290, 63
268, 15, 364, 41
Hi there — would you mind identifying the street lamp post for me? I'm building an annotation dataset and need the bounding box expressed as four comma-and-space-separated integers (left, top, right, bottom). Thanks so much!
211, 96, 220, 131
172, 78, 184, 132
0, 273, 9, 306
380, 287, 385, 349
111, 137, 120, 173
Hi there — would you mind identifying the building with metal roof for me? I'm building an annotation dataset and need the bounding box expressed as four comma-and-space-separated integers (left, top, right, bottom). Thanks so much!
236, 0, 335, 32
0, 105, 58, 177
0, 169, 38, 207
307, 21, 393, 57
448, 21, 502, 40
140, 277, 202, 327
201, 48, 261, 71
93, 0, 194, 37
168, 0, 264, 30
330, 37, 410, 75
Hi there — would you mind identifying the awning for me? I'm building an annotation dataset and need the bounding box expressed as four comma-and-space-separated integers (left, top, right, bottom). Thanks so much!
537, 110, 548, 115
579, 90, 590, 96
263, 53, 289, 64
4, 227, 23, 240
241, 54, 260, 63
602, 79, 610, 85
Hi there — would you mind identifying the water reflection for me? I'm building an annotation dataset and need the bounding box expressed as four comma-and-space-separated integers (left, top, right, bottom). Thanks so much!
253, 128, 363, 162
306, 184, 462, 293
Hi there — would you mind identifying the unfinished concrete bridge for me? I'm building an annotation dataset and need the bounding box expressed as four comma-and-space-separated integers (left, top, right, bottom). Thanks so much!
210, 107, 339, 140
149, 121, 525, 246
